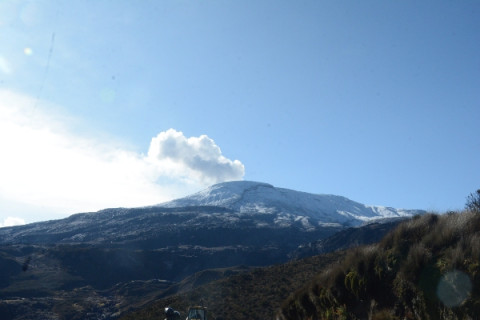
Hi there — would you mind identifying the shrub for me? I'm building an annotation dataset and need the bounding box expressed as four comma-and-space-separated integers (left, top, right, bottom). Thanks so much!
401, 243, 430, 282
465, 189, 480, 212
371, 309, 398, 320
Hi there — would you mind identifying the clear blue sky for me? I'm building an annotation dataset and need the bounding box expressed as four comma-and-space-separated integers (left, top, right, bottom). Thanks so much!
1, 0, 479, 225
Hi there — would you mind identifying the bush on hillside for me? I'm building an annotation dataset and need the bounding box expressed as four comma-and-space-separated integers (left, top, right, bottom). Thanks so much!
466, 189, 480, 212
278, 211, 480, 320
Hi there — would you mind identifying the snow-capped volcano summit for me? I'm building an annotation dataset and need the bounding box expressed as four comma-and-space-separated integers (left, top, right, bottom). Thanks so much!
159, 181, 423, 226
0, 181, 424, 246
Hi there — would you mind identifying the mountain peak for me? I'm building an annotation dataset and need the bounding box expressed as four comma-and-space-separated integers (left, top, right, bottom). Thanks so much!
159, 181, 424, 226
159, 180, 274, 209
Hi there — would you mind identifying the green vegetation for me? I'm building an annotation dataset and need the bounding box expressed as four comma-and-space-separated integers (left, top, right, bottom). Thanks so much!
278, 210, 480, 319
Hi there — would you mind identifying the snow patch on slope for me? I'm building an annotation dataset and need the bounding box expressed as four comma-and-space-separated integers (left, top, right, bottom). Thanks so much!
159, 181, 424, 227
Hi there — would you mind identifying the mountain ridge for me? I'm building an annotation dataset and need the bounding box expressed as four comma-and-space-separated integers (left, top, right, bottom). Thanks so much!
159, 180, 424, 226
0, 181, 425, 244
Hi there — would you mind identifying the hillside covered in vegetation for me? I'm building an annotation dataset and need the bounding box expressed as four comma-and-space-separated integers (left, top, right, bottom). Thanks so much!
279, 210, 480, 319
120, 209, 479, 320
120, 251, 345, 320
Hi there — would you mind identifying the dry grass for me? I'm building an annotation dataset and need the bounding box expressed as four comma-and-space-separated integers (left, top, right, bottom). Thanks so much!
278, 211, 480, 320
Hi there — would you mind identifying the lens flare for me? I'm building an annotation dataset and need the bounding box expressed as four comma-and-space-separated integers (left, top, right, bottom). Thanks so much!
99, 88, 116, 103
24, 47, 33, 55
437, 270, 472, 307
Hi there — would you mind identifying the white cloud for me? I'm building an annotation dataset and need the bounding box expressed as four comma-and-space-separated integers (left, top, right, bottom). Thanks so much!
0, 217, 26, 228
0, 90, 245, 223
147, 129, 245, 185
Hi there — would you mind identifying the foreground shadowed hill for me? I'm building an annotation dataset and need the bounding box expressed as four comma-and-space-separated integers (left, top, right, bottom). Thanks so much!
120, 252, 346, 320
278, 211, 480, 320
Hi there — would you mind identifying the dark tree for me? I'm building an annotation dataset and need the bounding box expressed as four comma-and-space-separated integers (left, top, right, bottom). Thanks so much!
465, 189, 480, 212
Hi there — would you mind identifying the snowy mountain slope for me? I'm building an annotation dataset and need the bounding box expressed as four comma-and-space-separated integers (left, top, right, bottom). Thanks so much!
0, 181, 425, 246
159, 181, 424, 226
